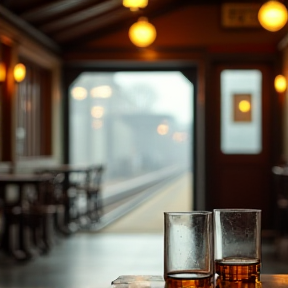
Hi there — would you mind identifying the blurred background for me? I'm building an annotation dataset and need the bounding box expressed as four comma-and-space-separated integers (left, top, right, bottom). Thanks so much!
0, 0, 288, 288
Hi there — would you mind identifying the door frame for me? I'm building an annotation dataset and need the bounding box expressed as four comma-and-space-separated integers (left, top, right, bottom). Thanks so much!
63, 61, 204, 210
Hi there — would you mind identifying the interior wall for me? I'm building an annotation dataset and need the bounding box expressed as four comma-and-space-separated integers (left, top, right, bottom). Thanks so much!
0, 17, 63, 168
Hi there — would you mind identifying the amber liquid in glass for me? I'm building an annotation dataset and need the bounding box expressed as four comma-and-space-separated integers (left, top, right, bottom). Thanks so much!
215, 258, 260, 284
165, 273, 213, 288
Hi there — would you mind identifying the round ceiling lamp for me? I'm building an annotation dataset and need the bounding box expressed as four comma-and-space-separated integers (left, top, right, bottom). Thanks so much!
258, 1, 288, 32
274, 74, 287, 92
123, 0, 148, 11
129, 17, 157, 47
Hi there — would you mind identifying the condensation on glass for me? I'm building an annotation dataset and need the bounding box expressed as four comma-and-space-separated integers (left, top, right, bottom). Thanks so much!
220, 69, 262, 154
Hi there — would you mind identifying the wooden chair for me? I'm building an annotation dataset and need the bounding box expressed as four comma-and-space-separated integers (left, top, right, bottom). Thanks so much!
76, 165, 104, 227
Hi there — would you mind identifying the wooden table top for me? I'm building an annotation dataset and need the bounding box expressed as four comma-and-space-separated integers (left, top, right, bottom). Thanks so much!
111, 275, 288, 288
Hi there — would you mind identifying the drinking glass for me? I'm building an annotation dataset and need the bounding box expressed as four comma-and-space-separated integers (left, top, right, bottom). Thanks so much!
213, 209, 261, 286
164, 212, 213, 288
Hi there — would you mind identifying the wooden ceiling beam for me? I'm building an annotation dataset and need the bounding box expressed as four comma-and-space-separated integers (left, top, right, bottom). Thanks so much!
60, 0, 190, 49
0, 4, 61, 54
20, 0, 101, 22
54, 8, 130, 43
41, 0, 122, 33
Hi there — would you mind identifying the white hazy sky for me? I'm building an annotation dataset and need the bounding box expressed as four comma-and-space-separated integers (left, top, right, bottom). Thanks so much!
114, 71, 193, 125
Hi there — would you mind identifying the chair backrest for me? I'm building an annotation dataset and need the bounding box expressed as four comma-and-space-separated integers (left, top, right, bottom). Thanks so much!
87, 165, 104, 190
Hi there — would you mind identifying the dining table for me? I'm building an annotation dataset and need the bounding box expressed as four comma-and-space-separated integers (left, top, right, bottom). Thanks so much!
111, 275, 288, 288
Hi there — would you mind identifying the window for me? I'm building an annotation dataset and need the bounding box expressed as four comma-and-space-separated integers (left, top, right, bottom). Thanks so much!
15, 59, 52, 157
221, 69, 262, 154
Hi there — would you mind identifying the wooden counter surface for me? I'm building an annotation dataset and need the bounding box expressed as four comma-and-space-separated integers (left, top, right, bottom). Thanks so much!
111, 275, 288, 288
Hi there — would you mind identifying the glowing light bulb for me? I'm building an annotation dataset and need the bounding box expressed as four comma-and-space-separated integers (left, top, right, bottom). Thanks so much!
258, 1, 288, 32
129, 17, 156, 47
239, 100, 251, 113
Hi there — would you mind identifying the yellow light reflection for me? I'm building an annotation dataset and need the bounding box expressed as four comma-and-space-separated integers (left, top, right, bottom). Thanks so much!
90, 85, 112, 98
71, 87, 87, 100
239, 100, 251, 113
157, 123, 169, 135
91, 106, 104, 118
274, 74, 287, 92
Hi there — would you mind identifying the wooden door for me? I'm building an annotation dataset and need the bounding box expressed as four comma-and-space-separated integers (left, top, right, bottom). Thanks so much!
206, 64, 278, 230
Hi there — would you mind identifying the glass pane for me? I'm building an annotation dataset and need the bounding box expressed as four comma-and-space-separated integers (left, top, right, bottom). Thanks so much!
69, 71, 193, 183
221, 69, 262, 154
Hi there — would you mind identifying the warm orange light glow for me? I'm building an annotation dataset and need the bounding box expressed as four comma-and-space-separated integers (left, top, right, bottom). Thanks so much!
157, 123, 169, 135
91, 106, 104, 118
14, 63, 26, 82
258, 1, 288, 32
71, 87, 87, 100
129, 17, 156, 47
274, 74, 287, 92
123, 0, 148, 11
0, 62, 6, 82
90, 85, 112, 98
238, 100, 251, 113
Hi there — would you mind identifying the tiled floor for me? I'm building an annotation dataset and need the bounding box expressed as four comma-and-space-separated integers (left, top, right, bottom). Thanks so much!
0, 233, 164, 288
0, 173, 287, 288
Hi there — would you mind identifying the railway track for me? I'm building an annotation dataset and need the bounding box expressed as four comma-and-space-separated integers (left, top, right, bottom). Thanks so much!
90, 165, 188, 231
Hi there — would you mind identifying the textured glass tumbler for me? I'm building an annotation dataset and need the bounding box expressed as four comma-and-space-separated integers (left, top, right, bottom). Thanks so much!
214, 209, 261, 284
164, 212, 213, 288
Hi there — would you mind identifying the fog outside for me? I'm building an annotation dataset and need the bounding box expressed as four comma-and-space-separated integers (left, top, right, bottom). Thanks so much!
69, 71, 193, 184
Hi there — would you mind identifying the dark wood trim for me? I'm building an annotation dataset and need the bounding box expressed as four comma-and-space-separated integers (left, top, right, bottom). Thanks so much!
41, 0, 122, 33
180, 68, 198, 210
1, 43, 12, 162
41, 68, 52, 155
21, 0, 100, 22
0, 5, 60, 54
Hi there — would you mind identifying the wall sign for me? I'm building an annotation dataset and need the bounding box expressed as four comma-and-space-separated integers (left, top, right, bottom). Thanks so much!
222, 3, 262, 28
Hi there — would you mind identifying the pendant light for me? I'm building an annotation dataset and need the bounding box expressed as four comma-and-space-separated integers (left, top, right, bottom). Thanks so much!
258, 1, 288, 32
129, 17, 156, 47
123, 0, 148, 11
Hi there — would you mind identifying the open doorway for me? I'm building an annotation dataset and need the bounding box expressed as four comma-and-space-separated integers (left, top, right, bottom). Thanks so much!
69, 71, 194, 232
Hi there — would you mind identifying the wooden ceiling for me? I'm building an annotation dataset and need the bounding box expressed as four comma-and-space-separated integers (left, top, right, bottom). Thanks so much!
1, 0, 264, 55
